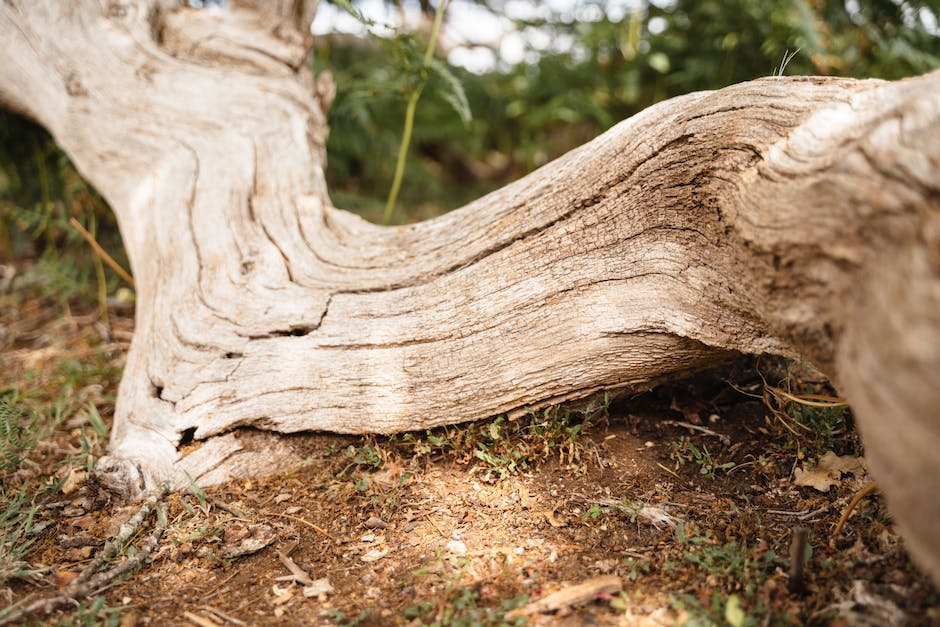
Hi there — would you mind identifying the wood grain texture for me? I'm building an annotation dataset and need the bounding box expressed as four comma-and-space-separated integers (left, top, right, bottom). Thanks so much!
2, 0, 939, 584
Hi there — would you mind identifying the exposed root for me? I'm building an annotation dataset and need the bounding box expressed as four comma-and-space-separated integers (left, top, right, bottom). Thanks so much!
0, 483, 169, 626
829, 482, 879, 548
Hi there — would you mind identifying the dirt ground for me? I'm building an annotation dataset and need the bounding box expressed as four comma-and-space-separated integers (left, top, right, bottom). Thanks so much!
2, 285, 939, 626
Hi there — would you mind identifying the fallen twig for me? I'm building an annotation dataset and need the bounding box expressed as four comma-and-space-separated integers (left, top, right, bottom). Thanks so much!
660, 420, 731, 446
69, 217, 135, 288
767, 496, 850, 522
183, 610, 220, 627
201, 605, 246, 625
506, 575, 623, 618
261, 510, 335, 540
275, 546, 315, 586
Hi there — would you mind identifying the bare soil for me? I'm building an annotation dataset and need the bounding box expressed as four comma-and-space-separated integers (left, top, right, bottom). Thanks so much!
2, 287, 938, 626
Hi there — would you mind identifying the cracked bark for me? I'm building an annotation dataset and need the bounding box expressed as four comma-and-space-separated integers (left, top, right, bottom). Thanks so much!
1, 1, 939, 584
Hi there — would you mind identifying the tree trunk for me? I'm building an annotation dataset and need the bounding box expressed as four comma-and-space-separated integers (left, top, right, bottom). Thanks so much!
2, 1, 939, 584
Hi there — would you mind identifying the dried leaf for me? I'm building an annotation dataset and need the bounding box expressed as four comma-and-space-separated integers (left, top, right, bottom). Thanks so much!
222, 523, 276, 558
302, 578, 334, 598
270, 583, 293, 605
794, 465, 841, 492
818, 450, 866, 476
794, 451, 866, 492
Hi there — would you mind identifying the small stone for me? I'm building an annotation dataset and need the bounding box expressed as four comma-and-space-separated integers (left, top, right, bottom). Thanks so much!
361, 548, 388, 563
446, 540, 467, 556
364, 516, 387, 529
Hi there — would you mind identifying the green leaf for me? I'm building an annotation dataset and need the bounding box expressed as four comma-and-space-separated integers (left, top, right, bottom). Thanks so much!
648, 52, 671, 74
725, 594, 745, 627
332, 0, 374, 27
86, 403, 109, 438
429, 58, 472, 127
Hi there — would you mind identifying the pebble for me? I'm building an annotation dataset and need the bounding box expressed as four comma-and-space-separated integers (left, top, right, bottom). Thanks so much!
361, 548, 388, 563
446, 540, 467, 556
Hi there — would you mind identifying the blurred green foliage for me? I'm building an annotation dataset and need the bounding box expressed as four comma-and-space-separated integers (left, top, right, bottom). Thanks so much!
317, 0, 939, 222
1, 0, 938, 262
0, 115, 126, 308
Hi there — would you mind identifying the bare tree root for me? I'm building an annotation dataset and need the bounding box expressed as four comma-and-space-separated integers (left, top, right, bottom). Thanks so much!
0, 484, 169, 625
829, 482, 880, 549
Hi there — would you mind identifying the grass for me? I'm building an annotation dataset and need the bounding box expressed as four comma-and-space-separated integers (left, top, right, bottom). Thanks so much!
0, 487, 48, 586
59, 596, 124, 627
403, 581, 528, 626
668, 436, 734, 480
0, 396, 43, 472
399, 396, 607, 482
671, 523, 790, 626
0, 396, 61, 590
671, 592, 772, 627
0, 309, 120, 622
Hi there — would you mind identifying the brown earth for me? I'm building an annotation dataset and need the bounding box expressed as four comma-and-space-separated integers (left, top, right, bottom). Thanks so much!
1, 281, 938, 626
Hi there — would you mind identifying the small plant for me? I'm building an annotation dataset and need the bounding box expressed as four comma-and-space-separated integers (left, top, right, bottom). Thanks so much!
581, 498, 645, 524
760, 363, 852, 455
58, 595, 124, 627
621, 558, 651, 582
332, 0, 470, 225
183, 474, 211, 516
61, 404, 111, 475
329, 609, 369, 626
582, 503, 605, 520
402, 398, 606, 482
338, 441, 384, 477
671, 592, 766, 627
785, 399, 848, 454
403, 587, 528, 626
668, 437, 734, 480
673, 525, 788, 625
0, 396, 40, 472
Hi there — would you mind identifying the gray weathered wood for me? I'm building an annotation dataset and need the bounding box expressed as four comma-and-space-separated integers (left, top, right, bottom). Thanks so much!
1, 1, 938, 584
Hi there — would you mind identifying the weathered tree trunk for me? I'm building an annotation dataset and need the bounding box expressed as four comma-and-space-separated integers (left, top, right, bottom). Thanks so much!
2, 1, 939, 583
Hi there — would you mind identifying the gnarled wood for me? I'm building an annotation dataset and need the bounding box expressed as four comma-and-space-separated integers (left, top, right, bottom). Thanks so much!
1, 1, 939, 584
